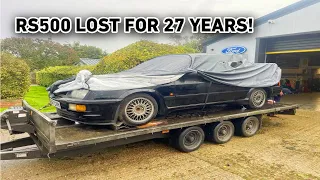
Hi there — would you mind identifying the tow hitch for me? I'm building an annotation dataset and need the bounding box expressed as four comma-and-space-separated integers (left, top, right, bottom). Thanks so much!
1, 107, 35, 134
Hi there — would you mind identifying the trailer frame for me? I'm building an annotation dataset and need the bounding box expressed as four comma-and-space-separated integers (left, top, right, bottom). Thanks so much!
0, 100, 298, 160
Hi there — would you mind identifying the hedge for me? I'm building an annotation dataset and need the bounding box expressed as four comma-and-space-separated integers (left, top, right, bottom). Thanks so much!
36, 40, 199, 86
36, 65, 95, 87
93, 40, 199, 74
0, 53, 31, 99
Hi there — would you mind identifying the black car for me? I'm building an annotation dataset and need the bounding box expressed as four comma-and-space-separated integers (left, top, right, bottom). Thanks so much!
48, 54, 281, 126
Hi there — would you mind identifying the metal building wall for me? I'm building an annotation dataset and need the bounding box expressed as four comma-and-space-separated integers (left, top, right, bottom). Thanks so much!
205, 1, 320, 62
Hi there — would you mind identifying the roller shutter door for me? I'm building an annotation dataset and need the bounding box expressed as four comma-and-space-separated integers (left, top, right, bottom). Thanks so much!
266, 33, 320, 54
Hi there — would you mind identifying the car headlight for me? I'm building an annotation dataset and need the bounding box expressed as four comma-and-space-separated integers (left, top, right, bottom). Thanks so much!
69, 104, 86, 112
70, 89, 89, 99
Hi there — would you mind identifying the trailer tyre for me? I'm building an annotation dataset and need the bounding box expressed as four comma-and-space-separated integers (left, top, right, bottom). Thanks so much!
206, 121, 234, 144
173, 126, 205, 152
235, 116, 260, 137
287, 109, 296, 115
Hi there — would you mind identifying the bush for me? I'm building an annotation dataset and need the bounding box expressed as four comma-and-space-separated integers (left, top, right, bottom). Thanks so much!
93, 40, 199, 74
0, 53, 31, 99
36, 65, 95, 87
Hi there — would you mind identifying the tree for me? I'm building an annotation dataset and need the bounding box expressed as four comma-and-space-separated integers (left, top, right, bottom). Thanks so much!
0, 53, 31, 98
170, 34, 214, 52
67, 42, 107, 59
1, 37, 79, 70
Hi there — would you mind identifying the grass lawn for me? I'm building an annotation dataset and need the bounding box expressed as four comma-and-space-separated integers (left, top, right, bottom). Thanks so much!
1, 85, 56, 112
24, 85, 56, 112
0, 107, 8, 112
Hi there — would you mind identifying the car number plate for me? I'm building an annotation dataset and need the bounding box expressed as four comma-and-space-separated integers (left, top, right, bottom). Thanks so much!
50, 99, 61, 109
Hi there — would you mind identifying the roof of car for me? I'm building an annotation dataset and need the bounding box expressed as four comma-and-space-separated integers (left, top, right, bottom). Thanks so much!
167, 53, 246, 59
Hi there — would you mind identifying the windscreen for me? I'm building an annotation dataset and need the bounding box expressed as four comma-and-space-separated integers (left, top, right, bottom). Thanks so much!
125, 54, 192, 75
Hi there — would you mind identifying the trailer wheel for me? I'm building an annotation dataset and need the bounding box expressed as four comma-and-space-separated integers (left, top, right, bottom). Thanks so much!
206, 121, 234, 144
287, 109, 296, 115
173, 126, 205, 152
235, 116, 260, 137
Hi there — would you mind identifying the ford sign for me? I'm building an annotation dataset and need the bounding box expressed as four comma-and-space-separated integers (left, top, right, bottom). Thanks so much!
221, 46, 247, 54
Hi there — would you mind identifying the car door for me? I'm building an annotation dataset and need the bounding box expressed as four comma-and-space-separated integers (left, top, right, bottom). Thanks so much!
207, 80, 250, 103
156, 82, 176, 108
171, 72, 210, 108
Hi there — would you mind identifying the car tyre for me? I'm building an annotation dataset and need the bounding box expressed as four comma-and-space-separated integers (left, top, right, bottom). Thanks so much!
119, 93, 158, 126
245, 88, 267, 109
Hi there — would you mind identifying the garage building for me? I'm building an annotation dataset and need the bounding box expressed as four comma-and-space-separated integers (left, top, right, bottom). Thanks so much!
204, 0, 320, 92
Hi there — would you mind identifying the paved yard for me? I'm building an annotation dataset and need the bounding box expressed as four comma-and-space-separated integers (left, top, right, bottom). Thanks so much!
281, 92, 320, 112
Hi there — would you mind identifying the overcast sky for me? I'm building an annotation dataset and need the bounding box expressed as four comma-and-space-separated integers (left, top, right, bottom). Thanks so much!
1, 0, 299, 52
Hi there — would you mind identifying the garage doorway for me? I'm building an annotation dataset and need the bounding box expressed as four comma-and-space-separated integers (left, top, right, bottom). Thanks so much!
256, 33, 320, 93
267, 52, 320, 93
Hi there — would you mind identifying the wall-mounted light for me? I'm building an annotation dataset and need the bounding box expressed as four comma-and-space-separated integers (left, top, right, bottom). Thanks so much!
268, 20, 275, 24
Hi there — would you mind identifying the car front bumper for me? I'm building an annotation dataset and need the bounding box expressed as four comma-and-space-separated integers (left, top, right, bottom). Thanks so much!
54, 98, 122, 125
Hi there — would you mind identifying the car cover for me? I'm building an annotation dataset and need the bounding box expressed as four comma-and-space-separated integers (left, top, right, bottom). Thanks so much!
191, 54, 281, 87
53, 54, 281, 93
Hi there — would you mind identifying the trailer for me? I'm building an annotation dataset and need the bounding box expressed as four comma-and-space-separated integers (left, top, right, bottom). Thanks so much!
0, 100, 298, 160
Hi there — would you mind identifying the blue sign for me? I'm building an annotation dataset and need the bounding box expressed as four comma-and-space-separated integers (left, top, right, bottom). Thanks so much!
221, 46, 247, 54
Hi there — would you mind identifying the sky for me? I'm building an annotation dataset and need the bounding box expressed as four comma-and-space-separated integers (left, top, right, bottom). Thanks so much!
1, 0, 299, 53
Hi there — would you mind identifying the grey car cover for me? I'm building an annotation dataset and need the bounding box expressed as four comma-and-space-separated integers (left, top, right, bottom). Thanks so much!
54, 54, 281, 93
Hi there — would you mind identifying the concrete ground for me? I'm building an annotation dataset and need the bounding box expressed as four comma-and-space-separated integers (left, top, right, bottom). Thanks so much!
1, 93, 320, 180
281, 92, 320, 112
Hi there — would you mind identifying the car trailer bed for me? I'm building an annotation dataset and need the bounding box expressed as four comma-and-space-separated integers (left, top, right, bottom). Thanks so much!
1, 100, 298, 160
